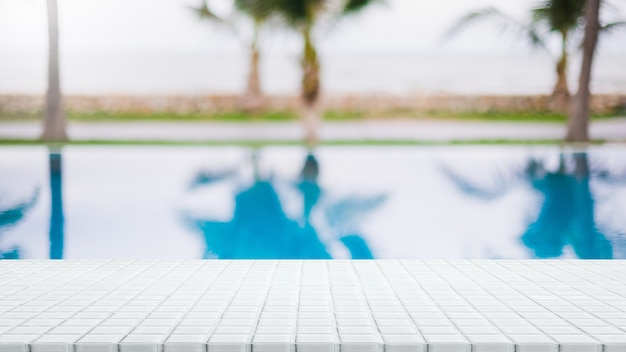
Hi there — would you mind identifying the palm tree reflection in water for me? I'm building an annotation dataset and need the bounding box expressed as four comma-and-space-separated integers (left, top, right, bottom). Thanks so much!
184, 151, 385, 259
0, 148, 65, 259
0, 190, 39, 259
441, 151, 623, 259
0, 148, 65, 260
48, 149, 65, 259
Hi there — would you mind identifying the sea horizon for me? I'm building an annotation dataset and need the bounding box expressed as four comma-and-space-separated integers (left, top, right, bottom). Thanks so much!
1, 52, 625, 96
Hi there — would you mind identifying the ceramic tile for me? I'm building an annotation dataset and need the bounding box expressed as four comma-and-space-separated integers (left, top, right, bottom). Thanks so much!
251, 334, 293, 352
75, 334, 125, 352
0, 261, 624, 352
590, 334, 626, 352
550, 335, 601, 352
119, 334, 167, 352
382, 334, 427, 352
296, 334, 337, 352
507, 334, 557, 352
164, 334, 209, 352
339, 334, 382, 352
423, 334, 470, 352
0, 335, 40, 352
207, 334, 250, 352
31, 335, 82, 352
465, 335, 513, 352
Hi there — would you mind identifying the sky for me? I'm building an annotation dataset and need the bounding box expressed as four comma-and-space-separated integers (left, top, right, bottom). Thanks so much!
0, 0, 625, 95
1, 0, 625, 56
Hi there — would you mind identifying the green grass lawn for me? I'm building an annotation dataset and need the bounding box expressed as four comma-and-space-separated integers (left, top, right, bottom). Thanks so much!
0, 111, 298, 122
0, 110, 619, 123
325, 109, 618, 122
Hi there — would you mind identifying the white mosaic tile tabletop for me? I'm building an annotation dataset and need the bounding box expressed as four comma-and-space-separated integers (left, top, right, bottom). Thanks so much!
1, 261, 625, 352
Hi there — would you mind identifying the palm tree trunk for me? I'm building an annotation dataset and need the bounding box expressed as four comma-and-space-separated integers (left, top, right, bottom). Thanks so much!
48, 148, 65, 259
42, 0, 68, 142
566, 0, 601, 142
551, 30, 570, 112
242, 20, 263, 113
301, 24, 321, 147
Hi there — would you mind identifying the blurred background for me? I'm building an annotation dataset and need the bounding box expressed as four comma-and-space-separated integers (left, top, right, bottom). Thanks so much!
1, 0, 626, 95
0, 0, 625, 260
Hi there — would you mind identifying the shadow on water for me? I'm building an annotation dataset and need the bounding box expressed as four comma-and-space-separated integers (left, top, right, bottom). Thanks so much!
182, 150, 386, 259
0, 147, 65, 260
440, 150, 625, 259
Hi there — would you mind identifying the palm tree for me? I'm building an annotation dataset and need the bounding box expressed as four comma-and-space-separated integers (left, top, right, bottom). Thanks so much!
266, 0, 381, 145
42, 0, 68, 142
534, 0, 586, 111
446, 0, 623, 113
193, 0, 272, 112
566, 0, 601, 142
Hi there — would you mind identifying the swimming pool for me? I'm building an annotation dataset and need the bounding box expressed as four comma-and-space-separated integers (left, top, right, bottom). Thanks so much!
1, 145, 625, 260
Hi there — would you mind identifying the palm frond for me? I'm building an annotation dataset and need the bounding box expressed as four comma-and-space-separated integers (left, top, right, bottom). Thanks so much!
267, 0, 307, 25
324, 194, 386, 232
438, 163, 523, 201
443, 7, 548, 52
443, 7, 499, 40
234, 0, 274, 22
266, 0, 324, 26
190, 0, 244, 38
190, 0, 222, 21
189, 169, 239, 190
0, 189, 39, 229
525, 21, 551, 50
342, 0, 381, 16
601, 20, 626, 33
532, 0, 585, 33
593, 163, 626, 185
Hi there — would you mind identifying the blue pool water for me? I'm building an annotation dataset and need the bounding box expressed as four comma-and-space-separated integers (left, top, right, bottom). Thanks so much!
1, 145, 625, 260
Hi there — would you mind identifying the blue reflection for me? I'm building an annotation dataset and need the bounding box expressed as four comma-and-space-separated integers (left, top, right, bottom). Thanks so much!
441, 151, 623, 259
0, 189, 39, 259
0, 148, 65, 260
49, 149, 65, 260
183, 151, 385, 259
